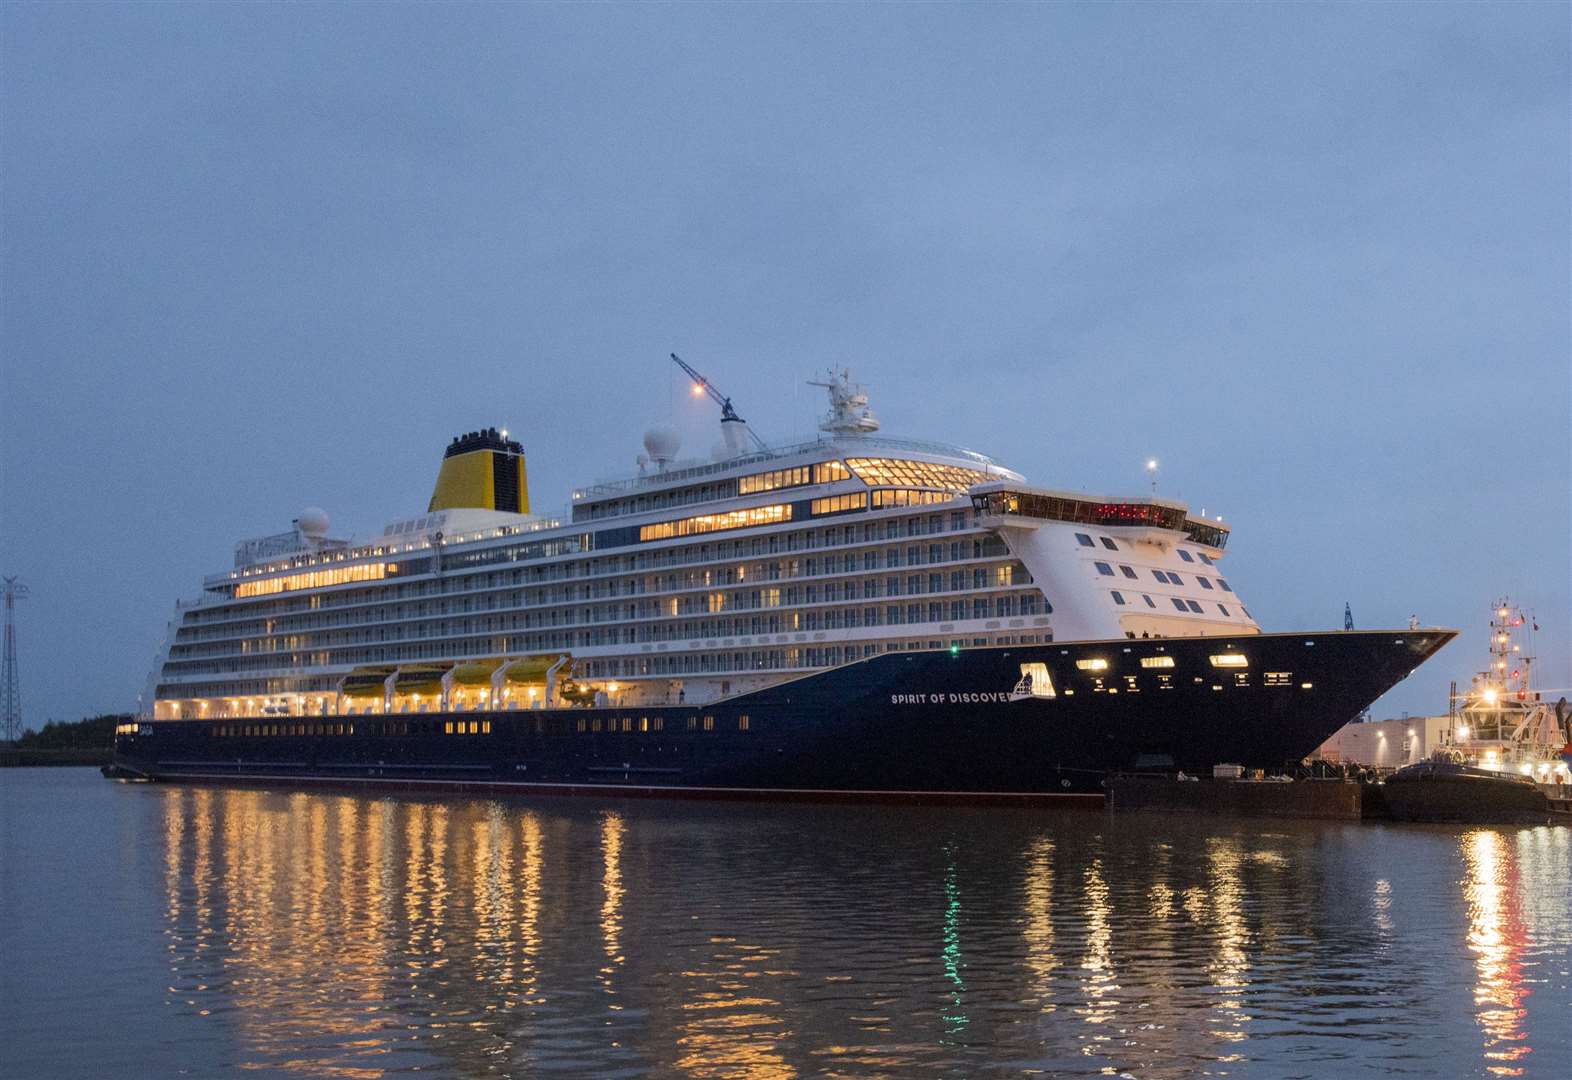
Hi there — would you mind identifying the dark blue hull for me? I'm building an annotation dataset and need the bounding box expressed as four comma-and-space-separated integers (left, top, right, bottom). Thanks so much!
110, 630, 1454, 801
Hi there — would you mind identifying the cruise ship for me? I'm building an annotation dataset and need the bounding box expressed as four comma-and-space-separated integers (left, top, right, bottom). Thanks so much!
109, 364, 1455, 799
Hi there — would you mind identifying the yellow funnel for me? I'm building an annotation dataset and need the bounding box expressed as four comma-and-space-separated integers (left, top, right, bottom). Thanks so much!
429, 428, 529, 514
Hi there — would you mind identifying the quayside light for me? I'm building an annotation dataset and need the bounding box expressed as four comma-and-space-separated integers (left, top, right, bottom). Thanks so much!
1457, 724, 1470, 739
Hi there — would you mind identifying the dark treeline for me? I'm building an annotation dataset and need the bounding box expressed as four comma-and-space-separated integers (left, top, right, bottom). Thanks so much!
15, 714, 128, 749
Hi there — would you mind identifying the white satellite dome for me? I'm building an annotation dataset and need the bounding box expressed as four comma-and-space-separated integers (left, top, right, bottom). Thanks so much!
643, 424, 681, 467
297, 506, 330, 538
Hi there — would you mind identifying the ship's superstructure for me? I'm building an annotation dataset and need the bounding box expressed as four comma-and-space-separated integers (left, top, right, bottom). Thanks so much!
147, 370, 1257, 723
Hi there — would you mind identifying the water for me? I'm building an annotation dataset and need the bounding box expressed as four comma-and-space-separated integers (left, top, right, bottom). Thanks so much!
2, 770, 1569, 1078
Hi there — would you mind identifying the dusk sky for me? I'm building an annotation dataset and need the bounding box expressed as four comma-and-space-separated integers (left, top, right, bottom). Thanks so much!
2, 3, 1567, 726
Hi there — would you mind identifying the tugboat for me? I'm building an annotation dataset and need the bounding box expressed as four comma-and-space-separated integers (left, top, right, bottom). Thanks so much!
1382, 600, 1572, 824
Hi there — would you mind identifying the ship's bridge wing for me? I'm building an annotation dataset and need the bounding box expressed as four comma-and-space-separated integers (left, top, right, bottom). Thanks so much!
970, 482, 1230, 552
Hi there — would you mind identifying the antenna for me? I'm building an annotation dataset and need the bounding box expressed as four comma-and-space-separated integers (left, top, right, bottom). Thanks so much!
2, 576, 28, 744
807, 368, 880, 435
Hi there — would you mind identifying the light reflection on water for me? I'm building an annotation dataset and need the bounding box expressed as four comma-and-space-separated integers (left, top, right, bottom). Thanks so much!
2, 771, 1570, 1078
1464, 830, 1530, 1077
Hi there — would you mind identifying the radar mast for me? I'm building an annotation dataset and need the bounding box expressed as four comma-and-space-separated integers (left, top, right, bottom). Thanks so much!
809, 369, 880, 435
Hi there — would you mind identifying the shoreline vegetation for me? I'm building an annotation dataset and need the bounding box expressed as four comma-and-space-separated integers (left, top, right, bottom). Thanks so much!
1, 713, 125, 767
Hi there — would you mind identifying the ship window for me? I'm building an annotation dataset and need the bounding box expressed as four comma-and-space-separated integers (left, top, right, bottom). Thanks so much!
1198, 553, 1214, 565
1168, 573, 1184, 586
576, 718, 586, 732
844, 457, 992, 493
811, 492, 867, 516
444, 721, 454, 734
591, 718, 602, 732
1119, 565, 1138, 579
1140, 656, 1175, 668
1094, 562, 1115, 576
872, 488, 953, 509
639, 716, 649, 732
1196, 577, 1213, 590
1186, 600, 1203, 613
1075, 658, 1108, 671
739, 465, 813, 495
1218, 604, 1231, 617
1217, 579, 1232, 592
640, 504, 792, 542
1172, 598, 1188, 611
1210, 653, 1248, 668
687, 716, 697, 730
703, 715, 715, 731
1153, 570, 1170, 584
1075, 533, 1094, 547
1111, 591, 1126, 605
1177, 549, 1194, 562
739, 715, 750, 731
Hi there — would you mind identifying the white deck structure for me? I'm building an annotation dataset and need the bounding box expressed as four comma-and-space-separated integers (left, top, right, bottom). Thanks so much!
146, 372, 1255, 720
